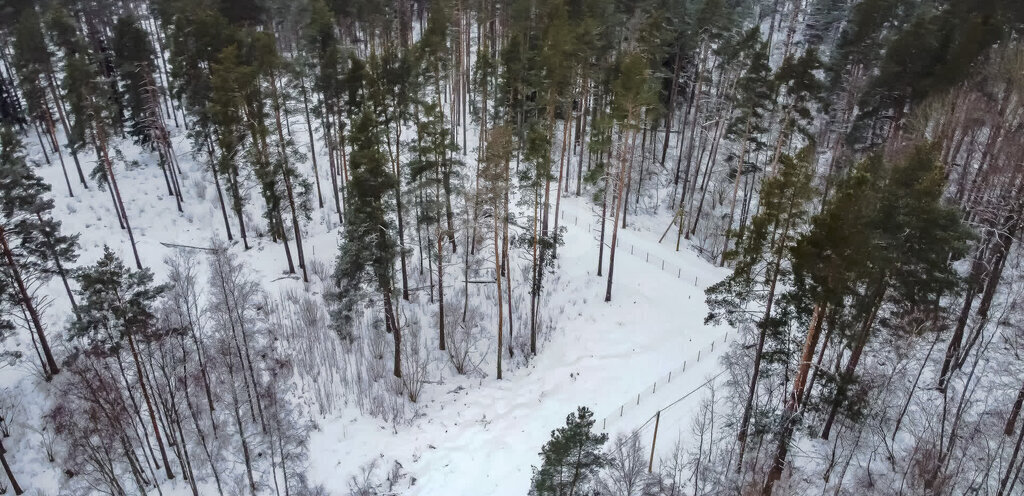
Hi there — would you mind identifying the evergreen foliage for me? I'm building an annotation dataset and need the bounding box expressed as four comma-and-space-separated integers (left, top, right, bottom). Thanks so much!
530, 406, 609, 496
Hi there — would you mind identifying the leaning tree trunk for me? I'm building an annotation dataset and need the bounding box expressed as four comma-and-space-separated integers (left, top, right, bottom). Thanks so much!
736, 210, 797, 473
762, 302, 826, 495
97, 125, 144, 269
127, 332, 175, 480
0, 226, 60, 378
0, 438, 25, 495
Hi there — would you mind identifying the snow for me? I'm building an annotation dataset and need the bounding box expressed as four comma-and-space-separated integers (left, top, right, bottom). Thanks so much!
3, 111, 733, 494
303, 196, 731, 495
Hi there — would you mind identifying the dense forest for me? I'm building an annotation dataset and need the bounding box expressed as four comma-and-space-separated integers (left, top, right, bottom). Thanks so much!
1, 0, 1023, 494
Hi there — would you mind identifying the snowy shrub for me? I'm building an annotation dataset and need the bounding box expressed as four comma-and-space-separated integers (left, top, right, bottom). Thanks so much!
309, 257, 333, 287
192, 175, 207, 199
445, 297, 485, 375
597, 432, 659, 496
347, 459, 408, 496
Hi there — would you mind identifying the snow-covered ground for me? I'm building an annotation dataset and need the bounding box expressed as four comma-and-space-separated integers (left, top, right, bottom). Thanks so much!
305, 196, 731, 495
2, 112, 731, 494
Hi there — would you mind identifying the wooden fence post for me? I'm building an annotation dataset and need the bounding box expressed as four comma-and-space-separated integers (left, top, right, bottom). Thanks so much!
648, 411, 661, 473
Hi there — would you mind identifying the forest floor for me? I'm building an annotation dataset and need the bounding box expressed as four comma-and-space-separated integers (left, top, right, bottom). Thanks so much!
1, 118, 730, 494
304, 196, 731, 495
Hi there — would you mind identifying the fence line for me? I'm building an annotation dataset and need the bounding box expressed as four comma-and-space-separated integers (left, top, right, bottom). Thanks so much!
598, 368, 730, 469
554, 209, 726, 434
599, 328, 731, 432
560, 210, 701, 287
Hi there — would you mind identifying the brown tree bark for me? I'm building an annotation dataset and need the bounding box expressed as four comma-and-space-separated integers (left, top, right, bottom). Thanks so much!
0, 226, 60, 378
605, 121, 638, 302
0, 434, 24, 494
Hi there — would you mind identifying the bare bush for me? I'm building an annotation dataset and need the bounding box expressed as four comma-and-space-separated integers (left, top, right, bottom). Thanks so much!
400, 315, 432, 403
347, 459, 409, 496
445, 297, 485, 375
0, 390, 15, 438
599, 431, 657, 496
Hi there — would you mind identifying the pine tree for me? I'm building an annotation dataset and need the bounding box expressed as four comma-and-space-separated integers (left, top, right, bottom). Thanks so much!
11, 6, 79, 197
763, 143, 971, 494
209, 45, 253, 249
529, 406, 608, 496
604, 52, 656, 303
332, 108, 401, 377
480, 125, 514, 379
112, 16, 158, 146
0, 126, 76, 379
408, 100, 461, 350
705, 147, 815, 471
304, 0, 348, 224
368, 45, 416, 299
63, 46, 144, 269
69, 247, 176, 480
721, 29, 774, 265
770, 49, 823, 170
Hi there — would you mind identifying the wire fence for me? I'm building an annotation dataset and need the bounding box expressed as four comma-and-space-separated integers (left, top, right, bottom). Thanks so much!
554, 208, 726, 437
599, 328, 732, 432
598, 368, 730, 475
558, 210, 703, 288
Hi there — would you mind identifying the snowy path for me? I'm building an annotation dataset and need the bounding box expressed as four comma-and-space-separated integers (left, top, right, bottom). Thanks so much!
307, 197, 730, 495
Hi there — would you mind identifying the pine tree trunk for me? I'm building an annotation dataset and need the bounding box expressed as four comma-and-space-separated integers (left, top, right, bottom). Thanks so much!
504, 154, 514, 351
1006, 380, 1024, 436
661, 50, 682, 168
0, 426, 25, 495
552, 112, 571, 257
721, 117, 752, 266
387, 125, 409, 300
822, 286, 887, 440
494, 203, 504, 380
597, 181, 608, 277
44, 105, 74, 197
207, 140, 234, 241
322, 104, 344, 224
384, 290, 402, 378
0, 226, 60, 378
98, 126, 143, 269
938, 243, 989, 388
299, 78, 324, 209
282, 172, 307, 282
227, 166, 249, 249
763, 303, 826, 495
437, 230, 446, 350
606, 121, 638, 302
575, 77, 590, 197
34, 212, 77, 314
530, 174, 540, 354
998, 416, 1024, 496
736, 211, 797, 472
46, 71, 88, 188
269, 69, 306, 281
